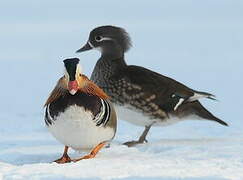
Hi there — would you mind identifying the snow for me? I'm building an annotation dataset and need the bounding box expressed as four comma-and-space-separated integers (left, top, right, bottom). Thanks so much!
1, 128, 243, 180
1, 0, 243, 179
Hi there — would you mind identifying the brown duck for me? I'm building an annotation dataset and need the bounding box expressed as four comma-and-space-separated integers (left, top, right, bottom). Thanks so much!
76, 25, 228, 147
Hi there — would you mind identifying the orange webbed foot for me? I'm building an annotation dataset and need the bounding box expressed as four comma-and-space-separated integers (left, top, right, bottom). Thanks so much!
72, 142, 106, 162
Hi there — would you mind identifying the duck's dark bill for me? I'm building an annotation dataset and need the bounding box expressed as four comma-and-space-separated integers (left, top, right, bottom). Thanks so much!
76, 42, 92, 53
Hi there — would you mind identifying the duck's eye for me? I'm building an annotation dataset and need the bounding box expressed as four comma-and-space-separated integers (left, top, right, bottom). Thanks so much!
95, 36, 102, 42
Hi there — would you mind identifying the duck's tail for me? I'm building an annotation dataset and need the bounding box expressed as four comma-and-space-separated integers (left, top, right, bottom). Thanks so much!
177, 100, 228, 126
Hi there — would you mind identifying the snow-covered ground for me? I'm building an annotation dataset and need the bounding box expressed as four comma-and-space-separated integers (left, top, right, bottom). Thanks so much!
0, 0, 243, 179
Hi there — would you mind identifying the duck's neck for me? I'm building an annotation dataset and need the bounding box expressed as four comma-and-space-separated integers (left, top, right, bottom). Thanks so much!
101, 43, 124, 60
91, 53, 127, 85
96, 55, 127, 74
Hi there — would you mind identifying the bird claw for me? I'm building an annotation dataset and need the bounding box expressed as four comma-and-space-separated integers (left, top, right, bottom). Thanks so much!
54, 154, 71, 164
123, 139, 148, 147
105, 143, 111, 148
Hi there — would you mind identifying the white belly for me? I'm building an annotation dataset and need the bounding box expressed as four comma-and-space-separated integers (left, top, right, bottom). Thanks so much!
48, 105, 115, 151
115, 104, 183, 127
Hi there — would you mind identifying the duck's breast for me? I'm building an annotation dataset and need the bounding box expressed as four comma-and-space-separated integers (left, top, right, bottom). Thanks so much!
45, 92, 115, 150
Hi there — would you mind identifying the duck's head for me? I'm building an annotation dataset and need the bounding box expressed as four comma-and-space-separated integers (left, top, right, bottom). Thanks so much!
76, 25, 132, 56
63, 58, 82, 95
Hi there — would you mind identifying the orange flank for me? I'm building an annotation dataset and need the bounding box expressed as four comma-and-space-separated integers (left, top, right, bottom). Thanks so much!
44, 74, 109, 107
79, 75, 110, 100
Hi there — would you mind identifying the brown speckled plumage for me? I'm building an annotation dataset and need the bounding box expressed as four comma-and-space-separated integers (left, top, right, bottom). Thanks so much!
77, 26, 227, 146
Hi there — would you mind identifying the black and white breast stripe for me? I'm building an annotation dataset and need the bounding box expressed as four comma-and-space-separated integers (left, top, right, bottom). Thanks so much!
45, 104, 54, 126
45, 98, 111, 127
93, 99, 111, 127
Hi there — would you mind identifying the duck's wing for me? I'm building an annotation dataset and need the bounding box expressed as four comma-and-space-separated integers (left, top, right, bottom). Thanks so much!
113, 65, 215, 113
44, 76, 67, 107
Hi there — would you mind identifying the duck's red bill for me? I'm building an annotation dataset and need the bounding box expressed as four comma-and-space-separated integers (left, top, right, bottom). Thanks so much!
68, 80, 78, 95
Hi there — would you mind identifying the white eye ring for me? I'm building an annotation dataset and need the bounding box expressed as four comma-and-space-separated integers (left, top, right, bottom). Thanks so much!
95, 36, 102, 42
95, 36, 112, 42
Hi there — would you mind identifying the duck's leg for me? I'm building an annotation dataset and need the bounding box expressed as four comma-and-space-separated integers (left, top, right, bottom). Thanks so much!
54, 146, 71, 164
72, 142, 106, 162
123, 124, 152, 147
